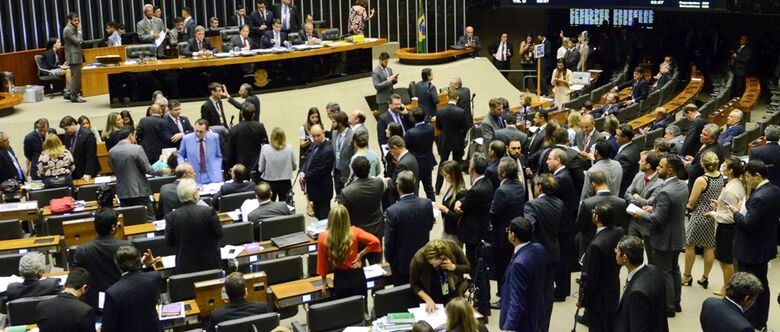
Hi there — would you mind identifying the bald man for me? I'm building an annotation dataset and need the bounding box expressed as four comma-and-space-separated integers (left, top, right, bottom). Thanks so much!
457, 26, 481, 57
349, 110, 368, 136
299, 124, 335, 219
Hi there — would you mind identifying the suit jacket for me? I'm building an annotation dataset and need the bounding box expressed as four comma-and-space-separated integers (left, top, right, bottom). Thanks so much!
580, 227, 625, 313
617, 78, 649, 102
331, 128, 355, 180
0, 148, 24, 183
200, 98, 228, 128
385, 194, 434, 275
338, 177, 385, 236
414, 81, 440, 118
298, 30, 320, 44
733, 182, 780, 264
135, 115, 168, 163
718, 124, 744, 145
639, 177, 688, 252
136, 17, 165, 43
182, 18, 197, 42
581, 159, 623, 201
109, 140, 162, 199
23, 129, 57, 180
553, 168, 578, 234
72, 235, 131, 310
249, 10, 274, 30
480, 113, 504, 146
591, 103, 621, 119
162, 114, 194, 148
749, 142, 780, 187
41, 49, 61, 71
183, 37, 217, 57
159, 180, 181, 216
685, 142, 726, 191
372, 65, 395, 104
524, 194, 563, 263
457, 35, 481, 50
436, 103, 470, 151
499, 242, 546, 332
488, 40, 514, 62
490, 179, 525, 249
204, 300, 269, 332
541, 38, 554, 69
404, 123, 436, 171
625, 173, 662, 236
178, 132, 223, 184
390, 152, 420, 199
376, 110, 412, 146
613, 265, 669, 332
526, 125, 547, 158
247, 201, 291, 222
680, 115, 707, 157
228, 120, 268, 169
494, 126, 528, 147
732, 45, 752, 76
5, 278, 61, 302
101, 270, 162, 332
564, 47, 581, 72
229, 35, 258, 50
650, 117, 672, 131
458, 177, 494, 245
651, 73, 671, 92
35, 292, 96, 332
484, 160, 500, 192
616, 142, 642, 198
457, 86, 473, 116
62, 23, 83, 65
165, 202, 223, 274
576, 191, 628, 255
229, 15, 250, 27
699, 297, 754, 332
63, 126, 98, 179
301, 142, 335, 202
212, 181, 256, 211
261, 30, 288, 48
272, 3, 301, 32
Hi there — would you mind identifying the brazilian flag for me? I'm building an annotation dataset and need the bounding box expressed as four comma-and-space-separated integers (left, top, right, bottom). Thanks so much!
416, 0, 427, 53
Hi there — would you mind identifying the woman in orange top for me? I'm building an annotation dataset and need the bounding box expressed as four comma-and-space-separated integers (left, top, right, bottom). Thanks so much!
317, 204, 381, 299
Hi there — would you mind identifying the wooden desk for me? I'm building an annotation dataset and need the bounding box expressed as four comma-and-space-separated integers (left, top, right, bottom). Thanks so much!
194, 271, 267, 318
82, 39, 386, 97
0, 92, 23, 110
62, 216, 126, 247
628, 69, 703, 130
0, 236, 59, 254
158, 299, 201, 329
123, 213, 234, 239
597, 87, 631, 105
395, 47, 475, 65
0, 201, 40, 223
270, 264, 391, 308
42, 200, 101, 217
96, 141, 112, 175
746, 137, 766, 155
737, 76, 761, 115
233, 237, 318, 266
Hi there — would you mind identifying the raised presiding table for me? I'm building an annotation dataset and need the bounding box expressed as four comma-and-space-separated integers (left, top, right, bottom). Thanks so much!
0, 92, 23, 110
82, 39, 387, 106
395, 47, 476, 65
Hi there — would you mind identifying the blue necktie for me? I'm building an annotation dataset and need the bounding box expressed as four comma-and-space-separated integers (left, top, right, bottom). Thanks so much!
7, 151, 22, 180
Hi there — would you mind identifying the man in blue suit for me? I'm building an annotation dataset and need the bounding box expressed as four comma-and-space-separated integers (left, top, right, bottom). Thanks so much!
177, 119, 223, 184
413, 68, 440, 119
300, 124, 335, 220
700, 272, 763, 332
404, 108, 437, 200
499, 217, 546, 332
749, 124, 780, 187
717, 110, 744, 145
490, 157, 525, 310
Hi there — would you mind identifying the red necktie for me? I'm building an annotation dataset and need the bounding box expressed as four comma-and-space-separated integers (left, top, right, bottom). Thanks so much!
243, 38, 248, 48
643, 176, 649, 186
583, 132, 590, 150
198, 139, 207, 173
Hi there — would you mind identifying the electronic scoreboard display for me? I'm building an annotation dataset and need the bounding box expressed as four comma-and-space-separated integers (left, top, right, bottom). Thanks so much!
570, 8, 655, 26
502, 0, 727, 10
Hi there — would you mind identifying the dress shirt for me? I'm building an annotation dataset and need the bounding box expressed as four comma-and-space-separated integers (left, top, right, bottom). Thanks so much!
240, 199, 261, 222
170, 115, 184, 133
553, 166, 566, 176
472, 175, 485, 185
282, 5, 290, 30
725, 297, 745, 313
335, 130, 347, 170
494, 42, 508, 61
596, 226, 607, 234
513, 242, 530, 254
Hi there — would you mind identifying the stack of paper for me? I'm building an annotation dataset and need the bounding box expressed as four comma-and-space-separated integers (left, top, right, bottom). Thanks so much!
363, 264, 387, 279
159, 302, 185, 321
408, 304, 446, 330
306, 219, 328, 238
371, 313, 414, 332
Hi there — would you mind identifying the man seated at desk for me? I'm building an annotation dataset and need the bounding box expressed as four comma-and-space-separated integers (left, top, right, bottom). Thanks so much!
612, 67, 649, 106
262, 20, 289, 48
230, 24, 258, 51
457, 26, 481, 57
5, 252, 62, 304
243, 181, 291, 223
298, 22, 321, 45
204, 272, 269, 332
168, 17, 186, 44
182, 26, 216, 57
590, 92, 621, 118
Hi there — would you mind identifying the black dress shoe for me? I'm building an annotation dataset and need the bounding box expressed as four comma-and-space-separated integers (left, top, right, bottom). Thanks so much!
675, 304, 682, 313
72, 96, 86, 103
666, 309, 676, 318
554, 296, 567, 302
490, 300, 501, 309
63, 94, 71, 101
575, 314, 589, 326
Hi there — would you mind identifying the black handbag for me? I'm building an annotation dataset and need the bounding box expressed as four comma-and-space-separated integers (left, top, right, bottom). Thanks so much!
0, 179, 20, 193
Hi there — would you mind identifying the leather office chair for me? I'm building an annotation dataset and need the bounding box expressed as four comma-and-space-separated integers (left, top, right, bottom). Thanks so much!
27, 187, 71, 208
645, 127, 664, 150
0, 219, 24, 240
408, 81, 417, 99
218, 191, 255, 213
8, 295, 57, 325
177, 42, 189, 57
221, 28, 240, 51
320, 28, 340, 41
131, 235, 176, 257
287, 32, 302, 45
115, 205, 147, 226
75, 184, 102, 201
148, 176, 176, 195
372, 284, 419, 318
0, 252, 25, 276
292, 295, 366, 332
167, 269, 224, 302
216, 312, 280, 332
219, 222, 254, 246
251, 256, 303, 319
256, 214, 304, 241
43, 212, 94, 236
393, 87, 412, 105
125, 44, 157, 60
33, 55, 63, 98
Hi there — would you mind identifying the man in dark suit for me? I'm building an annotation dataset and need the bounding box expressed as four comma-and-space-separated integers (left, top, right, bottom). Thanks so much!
35, 268, 95, 332
249, 1, 274, 44
651, 63, 672, 92
229, 4, 249, 27
488, 33, 513, 78
101, 246, 162, 332
679, 104, 708, 158
135, 104, 169, 163
23, 119, 57, 180
731, 35, 751, 97
456, 26, 481, 57
575, 114, 606, 154
227, 104, 268, 170
450, 77, 473, 116
331, 111, 354, 196
489, 157, 525, 309
6, 252, 61, 303
454, 153, 493, 270
632, 154, 688, 317
499, 217, 546, 332
727, 160, 780, 330
181, 7, 197, 42
229, 24, 258, 51
546, 148, 578, 301
272, 0, 300, 34
298, 22, 321, 45
404, 108, 436, 200
262, 20, 289, 48
0, 132, 24, 184
700, 272, 763, 332
182, 26, 216, 57
71, 208, 130, 310
63, 12, 85, 102
748, 124, 780, 187
718, 110, 745, 145
300, 124, 334, 220
493, 113, 527, 147
372, 52, 397, 114
577, 201, 626, 331
614, 236, 668, 332
614, 67, 649, 105
480, 98, 505, 149
615, 124, 642, 198
245, 182, 292, 238
563, 39, 580, 72
435, 90, 470, 193
59, 116, 98, 181
338, 156, 383, 252
159, 164, 195, 217
201, 83, 229, 129
212, 164, 256, 211
165, 178, 223, 275
526, 109, 549, 161
590, 92, 621, 119
523, 173, 563, 332
414, 68, 440, 119
484, 140, 505, 191
538, 32, 555, 96
576, 170, 628, 257
387, 135, 419, 203
162, 100, 195, 149
376, 94, 413, 146
224, 84, 261, 121
204, 272, 268, 332
683, 123, 726, 192
385, 170, 434, 285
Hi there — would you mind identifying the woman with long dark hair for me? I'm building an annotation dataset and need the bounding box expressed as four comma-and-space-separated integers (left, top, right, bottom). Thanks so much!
41, 38, 72, 94
435, 161, 467, 244
299, 107, 322, 166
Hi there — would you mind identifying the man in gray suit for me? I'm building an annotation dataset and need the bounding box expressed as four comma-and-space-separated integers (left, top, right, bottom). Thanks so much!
581, 141, 623, 201
493, 113, 527, 147
574, 114, 605, 153
159, 163, 196, 217
575, 170, 628, 257
632, 153, 688, 317
456, 26, 481, 57
62, 12, 85, 103
136, 4, 166, 55
247, 182, 291, 223
338, 156, 385, 264
624, 151, 662, 248
481, 98, 505, 148
372, 52, 397, 114
331, 111, 354, 196
108, 128, 170, 221
449, 77, 473, 116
